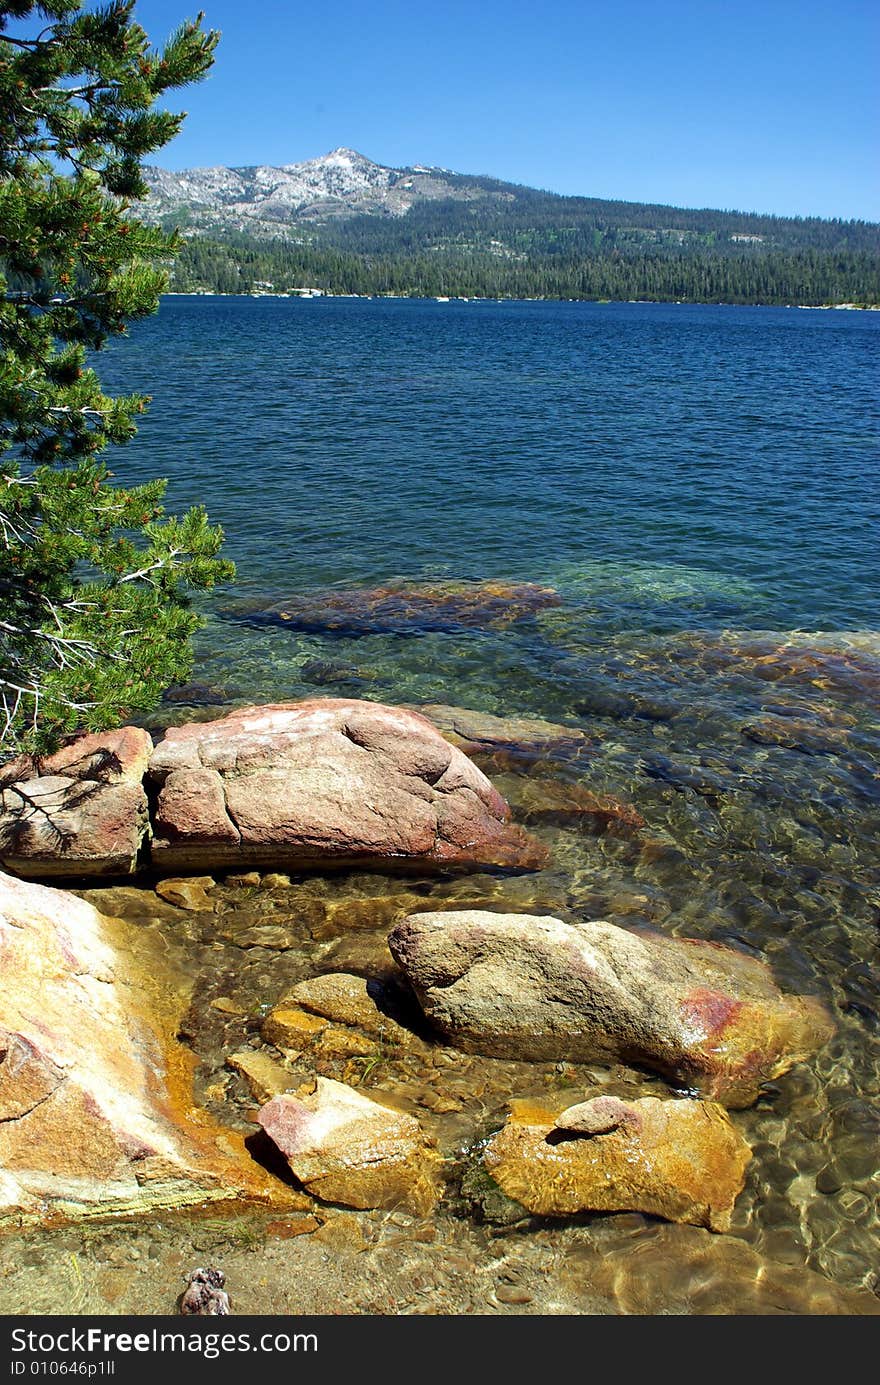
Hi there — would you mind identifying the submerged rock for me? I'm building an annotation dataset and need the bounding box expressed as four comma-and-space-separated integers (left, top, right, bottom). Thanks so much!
233, 578, 562, 638
483, 1094, 751, 1231
258, 1077, 441, 1214
0, 871, 286, 1222
498, 776, 645, 833
148, 699, 547, 875
416, 704, 590, 763
227, 1051, 296, 1105
672, 630, 880, 703
388, 910, 834, 1107
300, 658, 364, 687
561, 1218, 880, 1315
155, 876, 216, 912
740, 714, 848, 755
0, 727, 152, 879
72, 884, 184, 924
162, 683, 229, 707
283, 973, 418, 1046
640, 753, 732, 803
262, 1004, 328, 1051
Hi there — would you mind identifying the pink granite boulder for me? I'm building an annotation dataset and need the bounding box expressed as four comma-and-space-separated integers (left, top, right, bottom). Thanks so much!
258, 1077, 441, 1214
147, 699, 547, 875
0, 727, 152, 879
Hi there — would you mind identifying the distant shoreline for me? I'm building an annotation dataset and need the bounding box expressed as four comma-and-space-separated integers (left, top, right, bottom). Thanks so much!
160, 292, 880, 310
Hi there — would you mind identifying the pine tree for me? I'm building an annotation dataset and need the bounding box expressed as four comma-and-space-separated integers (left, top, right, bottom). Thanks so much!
0, 1, 234, 756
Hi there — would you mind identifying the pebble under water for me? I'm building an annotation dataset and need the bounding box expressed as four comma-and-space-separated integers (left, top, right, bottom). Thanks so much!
1, 298, 877, 1316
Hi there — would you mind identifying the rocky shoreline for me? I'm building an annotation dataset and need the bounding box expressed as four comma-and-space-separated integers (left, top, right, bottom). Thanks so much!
0, 693, 876, 1314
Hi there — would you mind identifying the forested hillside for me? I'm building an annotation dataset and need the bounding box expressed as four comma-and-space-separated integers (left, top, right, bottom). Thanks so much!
170, 232, 880, 305
313, 174, 880, 256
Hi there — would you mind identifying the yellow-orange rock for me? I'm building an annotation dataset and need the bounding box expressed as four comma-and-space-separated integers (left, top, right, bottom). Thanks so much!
0, 869, 294, 1223
284, 973, 417, 1046
262, 1005, 327, 1050
483, 1094, 751, 1232
314, 1026, 377, 1058
155, 876, 216, 912
226, 1050, 297, 1105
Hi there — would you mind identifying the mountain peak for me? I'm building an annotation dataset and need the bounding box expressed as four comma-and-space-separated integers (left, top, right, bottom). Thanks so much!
287, 146, 377, 167
325, 147, 375, 163
144, 148, 458, 234
285, 146, 386, 177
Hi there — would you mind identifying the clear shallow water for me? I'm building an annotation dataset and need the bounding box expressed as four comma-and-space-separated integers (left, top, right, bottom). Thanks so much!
4, 298, 878, 1317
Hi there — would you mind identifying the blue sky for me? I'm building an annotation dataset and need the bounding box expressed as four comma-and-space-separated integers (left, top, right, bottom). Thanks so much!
107, 1, 880, 219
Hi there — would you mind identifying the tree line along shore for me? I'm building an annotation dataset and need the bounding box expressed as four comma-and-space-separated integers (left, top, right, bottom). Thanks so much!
165, 235, 880, 307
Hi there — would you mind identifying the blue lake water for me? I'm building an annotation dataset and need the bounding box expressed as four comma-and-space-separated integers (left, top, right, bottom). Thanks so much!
40, 294, 875, 1314
104, 296, 878, 630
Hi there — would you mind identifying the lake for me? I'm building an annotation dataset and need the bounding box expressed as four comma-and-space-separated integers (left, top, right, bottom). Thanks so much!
5, 296, 876, 1316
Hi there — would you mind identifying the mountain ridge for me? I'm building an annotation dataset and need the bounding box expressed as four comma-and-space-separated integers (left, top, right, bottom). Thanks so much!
144, 146, 510, 237
144, 147, 879, 248
144, 148, 880, 304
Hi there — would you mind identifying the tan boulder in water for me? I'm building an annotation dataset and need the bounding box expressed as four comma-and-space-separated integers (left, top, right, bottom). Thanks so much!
483, 1094, 751, 1232
282, 973, 418, 1047
148, 699, 547, 875
389, 910, 834, 1107
258, 1077, 441, 1215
